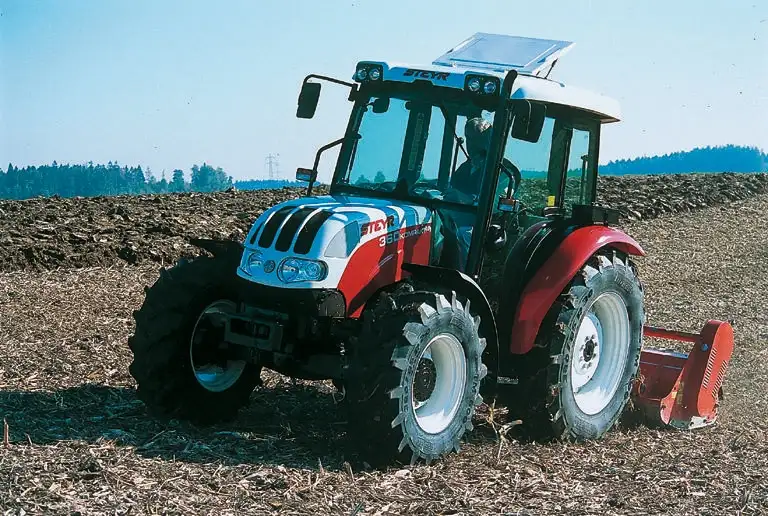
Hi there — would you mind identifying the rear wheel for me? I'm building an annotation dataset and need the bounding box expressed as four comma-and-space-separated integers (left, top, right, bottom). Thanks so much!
509, 249, 644, 440
129, 255, 262, 424
344, 288, 488, 466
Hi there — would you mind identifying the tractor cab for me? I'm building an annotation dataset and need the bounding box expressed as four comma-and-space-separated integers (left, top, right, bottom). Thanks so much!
295, 33, 622, 282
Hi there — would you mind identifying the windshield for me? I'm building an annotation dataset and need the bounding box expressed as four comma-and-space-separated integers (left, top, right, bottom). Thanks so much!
334, 95, 500, 208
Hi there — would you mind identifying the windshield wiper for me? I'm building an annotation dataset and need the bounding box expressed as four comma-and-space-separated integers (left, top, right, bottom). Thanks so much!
346, 132, 363, 176
437, 104, 468, 177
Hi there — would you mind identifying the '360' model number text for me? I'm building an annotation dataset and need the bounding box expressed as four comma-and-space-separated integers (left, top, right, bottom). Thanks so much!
378, 224, 431, 247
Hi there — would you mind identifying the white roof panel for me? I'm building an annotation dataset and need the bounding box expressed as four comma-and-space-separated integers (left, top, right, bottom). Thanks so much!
432, 33, 574, 77
511, 75, 622, 122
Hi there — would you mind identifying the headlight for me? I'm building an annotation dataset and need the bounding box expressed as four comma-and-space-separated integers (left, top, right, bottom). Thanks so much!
278, 257, 328, 283
240, 249, 264, 276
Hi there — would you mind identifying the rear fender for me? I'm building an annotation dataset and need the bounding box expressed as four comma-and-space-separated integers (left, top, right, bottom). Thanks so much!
401, 263, 499, 394
508, 225, 645, 355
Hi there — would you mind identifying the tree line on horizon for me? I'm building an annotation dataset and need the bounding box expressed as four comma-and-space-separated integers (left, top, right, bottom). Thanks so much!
0, 145, 764, 201
0, 162, 234, 200
599, 144, 766, 175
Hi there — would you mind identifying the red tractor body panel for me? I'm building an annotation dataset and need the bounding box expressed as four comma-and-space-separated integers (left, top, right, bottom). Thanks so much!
507, 225, 645, 355
339, 223, 432, 317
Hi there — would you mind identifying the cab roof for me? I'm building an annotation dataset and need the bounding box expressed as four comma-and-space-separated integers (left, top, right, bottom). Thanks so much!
358, 33, 622, 123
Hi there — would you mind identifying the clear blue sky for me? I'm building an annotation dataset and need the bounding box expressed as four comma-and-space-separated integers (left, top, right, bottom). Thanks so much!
1, 0, 766, 182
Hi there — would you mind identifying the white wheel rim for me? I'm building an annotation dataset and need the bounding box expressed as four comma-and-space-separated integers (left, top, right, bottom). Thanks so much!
570, 292, 630, 415
411, 333, 467, 435
189, 300, 246, 393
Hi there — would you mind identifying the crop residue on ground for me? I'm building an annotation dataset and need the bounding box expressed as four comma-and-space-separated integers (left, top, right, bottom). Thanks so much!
1, 180, 767, 514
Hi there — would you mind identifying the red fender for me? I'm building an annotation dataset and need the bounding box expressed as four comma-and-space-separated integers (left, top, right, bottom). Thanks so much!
508, 225, 645, 355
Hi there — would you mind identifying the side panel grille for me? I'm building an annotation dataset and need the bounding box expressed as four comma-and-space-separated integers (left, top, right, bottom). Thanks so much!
702, 345, 717, 389
712, 360, 729, 400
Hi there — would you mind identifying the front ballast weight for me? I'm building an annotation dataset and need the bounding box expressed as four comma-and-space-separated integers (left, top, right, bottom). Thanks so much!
343, 290, 489, 466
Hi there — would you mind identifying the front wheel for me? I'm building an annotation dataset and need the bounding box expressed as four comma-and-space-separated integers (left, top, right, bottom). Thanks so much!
510, 249, 644, 440
128, 255, 262, 425
344, 289, 488, 466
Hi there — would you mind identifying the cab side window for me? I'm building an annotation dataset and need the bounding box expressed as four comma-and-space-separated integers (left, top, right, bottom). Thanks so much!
502, 117, 556, 214
560, 121, 598, 213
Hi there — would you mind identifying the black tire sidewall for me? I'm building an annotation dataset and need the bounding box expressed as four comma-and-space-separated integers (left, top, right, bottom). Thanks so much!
131, 256, 260, 423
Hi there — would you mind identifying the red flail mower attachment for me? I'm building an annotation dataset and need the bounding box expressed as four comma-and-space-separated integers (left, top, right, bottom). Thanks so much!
632, 320, 734, 430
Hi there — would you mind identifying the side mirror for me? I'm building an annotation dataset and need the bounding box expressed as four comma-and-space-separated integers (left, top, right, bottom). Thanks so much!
296, 167, 317, 183
497, 197, 520, 213
372, 97, 390, 113
297, 82, 321, 119
510, 100, 546, 143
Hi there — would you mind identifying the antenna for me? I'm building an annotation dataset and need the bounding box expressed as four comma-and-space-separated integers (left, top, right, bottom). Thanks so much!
265, 153, 280, 180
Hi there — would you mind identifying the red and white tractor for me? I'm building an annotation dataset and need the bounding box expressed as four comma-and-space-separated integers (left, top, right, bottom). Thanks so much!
128, 34, 734, 465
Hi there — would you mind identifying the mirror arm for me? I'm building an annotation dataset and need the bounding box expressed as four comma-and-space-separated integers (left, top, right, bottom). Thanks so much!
303, 136, 347, 196
302, 74, 358, 99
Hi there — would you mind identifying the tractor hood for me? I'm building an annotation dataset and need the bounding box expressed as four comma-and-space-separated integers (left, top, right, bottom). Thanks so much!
237, 194, 433, 290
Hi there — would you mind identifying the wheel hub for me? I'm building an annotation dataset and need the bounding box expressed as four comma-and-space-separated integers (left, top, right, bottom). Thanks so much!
413, 357, 437, 403
582, 336, 597, 362
189, 300, 247, 393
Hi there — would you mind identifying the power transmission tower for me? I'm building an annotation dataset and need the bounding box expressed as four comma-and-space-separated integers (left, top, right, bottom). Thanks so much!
265, 153, 280, 180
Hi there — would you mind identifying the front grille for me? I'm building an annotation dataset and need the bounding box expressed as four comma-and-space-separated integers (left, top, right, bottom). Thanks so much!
275, 207, 316, 252
294, 209, 333, 254
258, 206, 295, 248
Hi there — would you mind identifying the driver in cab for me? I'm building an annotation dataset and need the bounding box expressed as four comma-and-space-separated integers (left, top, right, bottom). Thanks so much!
447, 117, 492, 204
444, 117, 519, 271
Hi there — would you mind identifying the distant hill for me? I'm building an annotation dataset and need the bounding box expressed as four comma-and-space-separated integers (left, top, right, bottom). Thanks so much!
599, 145, 767, 175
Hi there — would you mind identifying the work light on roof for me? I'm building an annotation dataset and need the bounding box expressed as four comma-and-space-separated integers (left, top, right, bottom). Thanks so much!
354, 63, 383, 83
465, 75, 499, 96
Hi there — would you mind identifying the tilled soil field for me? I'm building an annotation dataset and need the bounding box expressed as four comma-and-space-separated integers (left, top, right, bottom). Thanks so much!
1, 178, 767, 515
1, 172, 766, 273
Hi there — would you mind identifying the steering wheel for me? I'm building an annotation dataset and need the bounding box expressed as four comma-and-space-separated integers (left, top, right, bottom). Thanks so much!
443, 187, 476, 204
373, 181, 397, 192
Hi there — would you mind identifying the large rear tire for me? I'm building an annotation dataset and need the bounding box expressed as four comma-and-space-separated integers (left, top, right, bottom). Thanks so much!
343, 288, 488, 466
509, 249, 644, 440
128, 255, 261, 425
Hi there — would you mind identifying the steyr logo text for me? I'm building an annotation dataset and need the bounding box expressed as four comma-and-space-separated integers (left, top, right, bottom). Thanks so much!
360, 215, 396, 236
403, 69, 449, 81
